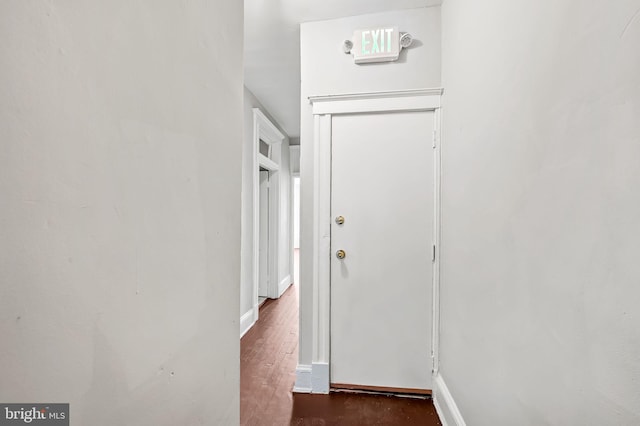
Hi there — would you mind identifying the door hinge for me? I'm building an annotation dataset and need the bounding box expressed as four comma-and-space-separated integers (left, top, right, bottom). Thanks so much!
432, 244, 436, 262
432, 130, 437, 149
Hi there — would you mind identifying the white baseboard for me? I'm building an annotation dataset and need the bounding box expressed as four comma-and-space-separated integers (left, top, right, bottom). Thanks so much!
311, 362, 329, 394
278, 274, 292, 297
293, 364, 312, 393
239, 305, 259, 338
433, 374, 466, 426
293, 362, 329, 394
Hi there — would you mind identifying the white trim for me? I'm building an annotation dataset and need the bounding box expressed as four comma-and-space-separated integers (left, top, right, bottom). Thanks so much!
252, 108, 286, 310
311, 362, 330, 394
311, 114, 332, 368
293, 364, 313, 393
240, 304, 259, 338
432, 107, 442, 375
306, 88, 443, 395
278, 274, 292, 298
310, 88, 442, 115
433, 374, 466, 426
254, 108, 285, 143
309, 88, 443, 102
258, 154, 279, 171
293, 362, 329, 394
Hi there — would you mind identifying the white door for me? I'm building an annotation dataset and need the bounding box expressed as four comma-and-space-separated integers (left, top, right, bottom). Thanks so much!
258, 170, 269, 297
330, 110, 434, 392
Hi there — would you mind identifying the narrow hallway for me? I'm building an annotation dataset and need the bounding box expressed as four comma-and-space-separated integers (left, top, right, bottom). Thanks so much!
240, 252, 442, 425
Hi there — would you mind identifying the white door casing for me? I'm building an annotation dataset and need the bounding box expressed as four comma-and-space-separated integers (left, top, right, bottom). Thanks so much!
330, 110, 434, 391
296, 89, 443, 394
252, 109, 285, 316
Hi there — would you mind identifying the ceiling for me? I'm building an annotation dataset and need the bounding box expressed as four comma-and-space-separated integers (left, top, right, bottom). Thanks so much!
244, 0, 441, 139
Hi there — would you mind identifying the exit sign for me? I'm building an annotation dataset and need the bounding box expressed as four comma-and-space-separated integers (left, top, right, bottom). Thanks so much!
352, 27, 400, 64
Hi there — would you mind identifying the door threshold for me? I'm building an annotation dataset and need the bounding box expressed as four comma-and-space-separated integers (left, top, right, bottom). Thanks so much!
330, 383, 432, 399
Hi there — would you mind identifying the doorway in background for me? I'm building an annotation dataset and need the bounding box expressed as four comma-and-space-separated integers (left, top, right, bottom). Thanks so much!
258, 169, 271, 304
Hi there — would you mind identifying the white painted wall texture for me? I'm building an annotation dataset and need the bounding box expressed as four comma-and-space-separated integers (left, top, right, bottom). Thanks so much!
299, 7, 441, 368
0, 2, 243, 424
240, 88, 292, 325
440, 0, 640, 424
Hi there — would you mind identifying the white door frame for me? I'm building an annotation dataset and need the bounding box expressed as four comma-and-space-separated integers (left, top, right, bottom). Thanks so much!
300, 88, 443, 393
253, 108, 285, 311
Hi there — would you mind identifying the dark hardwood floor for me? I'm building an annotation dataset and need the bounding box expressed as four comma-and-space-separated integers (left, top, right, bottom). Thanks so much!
241, 256, 441, 425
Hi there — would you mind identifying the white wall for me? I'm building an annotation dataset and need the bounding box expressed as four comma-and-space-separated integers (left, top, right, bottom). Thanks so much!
299, 6, 441, 368
290, 145, 300, 175
439, 0, 640, 424
290, 147, 300, 250
293, 178, 300, 249
278, 144, 293, 292
0, 2, 242, 424
240, 87, 292, 330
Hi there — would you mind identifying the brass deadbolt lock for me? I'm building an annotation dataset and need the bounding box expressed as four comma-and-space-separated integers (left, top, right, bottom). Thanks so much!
335, 216, 345, 225
336, 250, 346, 260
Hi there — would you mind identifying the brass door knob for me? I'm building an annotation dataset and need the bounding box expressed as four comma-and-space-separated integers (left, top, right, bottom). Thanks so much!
335, 216, 345, 225
336, 250, 346, 259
